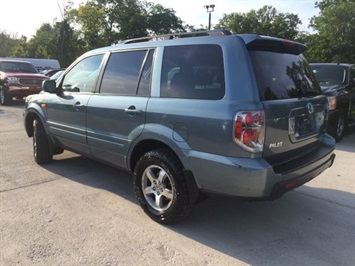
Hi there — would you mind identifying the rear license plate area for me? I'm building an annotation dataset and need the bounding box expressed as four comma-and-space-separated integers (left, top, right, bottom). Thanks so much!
294, 115, 315, 137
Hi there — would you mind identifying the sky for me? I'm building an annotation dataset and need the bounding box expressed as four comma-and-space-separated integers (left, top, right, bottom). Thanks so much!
0, 0, 319, 39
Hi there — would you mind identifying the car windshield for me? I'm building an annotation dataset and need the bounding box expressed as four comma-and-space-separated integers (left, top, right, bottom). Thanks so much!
0, 61, 38, 73
311, 65, 347, 86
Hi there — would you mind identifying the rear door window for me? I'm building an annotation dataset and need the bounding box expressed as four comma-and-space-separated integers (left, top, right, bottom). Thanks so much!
161, 45, 225, 100
100, 50, 152, 96
249, 51, 321, 101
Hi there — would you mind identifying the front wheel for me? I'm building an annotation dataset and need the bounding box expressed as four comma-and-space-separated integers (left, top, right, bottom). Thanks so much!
0, 89, 12, 105
33, 119, 52, 164
333, 113, 345, 142
133, 149, 193, 224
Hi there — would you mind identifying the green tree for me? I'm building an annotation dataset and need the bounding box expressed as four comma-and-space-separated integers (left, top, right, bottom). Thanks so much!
11, 41, 29, 58
308, 0, 355, 62
22, 21, 82, 67
215, 6, 302, 40
71, 2, 106, 50
53, 20, 85, 67
70, 0, 185, 46
146, 3, 184, 35
0, 31, 27, 57
26, 24, 54, 58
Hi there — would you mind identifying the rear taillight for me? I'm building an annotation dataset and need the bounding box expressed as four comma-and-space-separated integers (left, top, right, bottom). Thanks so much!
233, 111, 265, 153
327, 96, 336, 110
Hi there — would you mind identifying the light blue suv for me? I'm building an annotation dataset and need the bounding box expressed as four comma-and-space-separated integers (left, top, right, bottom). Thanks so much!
23, 30, 336, 224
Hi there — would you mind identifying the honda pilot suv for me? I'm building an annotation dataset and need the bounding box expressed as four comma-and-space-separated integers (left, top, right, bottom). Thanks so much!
0, 59, 48, 105
23, 30, 336, 224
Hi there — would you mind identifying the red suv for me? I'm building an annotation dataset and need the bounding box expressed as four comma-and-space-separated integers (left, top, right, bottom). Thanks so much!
0, 59, 48, 105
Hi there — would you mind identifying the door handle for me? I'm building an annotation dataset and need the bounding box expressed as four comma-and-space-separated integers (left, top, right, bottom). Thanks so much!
73, 102, 85, 111
125, 106, 143, 115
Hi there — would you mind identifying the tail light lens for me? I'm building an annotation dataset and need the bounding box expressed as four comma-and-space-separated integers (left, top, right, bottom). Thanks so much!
327, 96, 336, 110
234, 111, 265, 153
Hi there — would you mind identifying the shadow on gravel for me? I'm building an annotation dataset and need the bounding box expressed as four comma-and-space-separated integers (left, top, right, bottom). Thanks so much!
170, 187, 354, 265
41, 153, 135, 202
39, 151, 354, 265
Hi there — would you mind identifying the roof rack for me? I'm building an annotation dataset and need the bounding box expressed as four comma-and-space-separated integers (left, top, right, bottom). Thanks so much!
122, 29, 232, 44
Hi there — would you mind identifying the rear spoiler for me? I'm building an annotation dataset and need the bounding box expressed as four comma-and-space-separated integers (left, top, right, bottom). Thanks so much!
238, 34, 307, 55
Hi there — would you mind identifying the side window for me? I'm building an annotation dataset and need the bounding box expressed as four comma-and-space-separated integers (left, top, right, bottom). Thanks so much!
100, 50, 152, 95
161, 45, 225, 100
137, 50, 154, 96
62, 54, 104, 93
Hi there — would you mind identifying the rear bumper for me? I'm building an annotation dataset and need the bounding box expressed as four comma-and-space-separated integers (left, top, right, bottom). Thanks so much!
187, 134, 336, 199
270, 152, 335, 199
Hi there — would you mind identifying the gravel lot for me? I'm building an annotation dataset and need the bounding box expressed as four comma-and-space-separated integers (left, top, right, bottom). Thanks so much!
1, 99, 354, 265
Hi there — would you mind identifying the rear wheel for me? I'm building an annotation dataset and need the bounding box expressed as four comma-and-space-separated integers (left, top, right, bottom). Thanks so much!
33, 119, 52, 164
133, 149, 193, 224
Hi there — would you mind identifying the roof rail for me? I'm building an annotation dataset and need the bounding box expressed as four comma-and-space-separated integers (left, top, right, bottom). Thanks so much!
122, 29, 232, 44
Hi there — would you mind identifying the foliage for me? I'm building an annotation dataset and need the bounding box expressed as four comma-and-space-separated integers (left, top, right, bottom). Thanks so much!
68, 2, 107, 50
14, 21, 83, 67
307, 0, 355, 63
215, 6, 302, 40
0, 32, 27, 57
145, 3, 184, 35
68, 0, 185, 47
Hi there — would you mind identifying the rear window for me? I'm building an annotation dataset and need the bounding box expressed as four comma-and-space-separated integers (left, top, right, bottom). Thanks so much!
249, 51, 321, 101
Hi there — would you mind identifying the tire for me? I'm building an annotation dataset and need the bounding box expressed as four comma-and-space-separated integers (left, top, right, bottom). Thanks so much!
0, 89, 12, 105
333, 113, 345, 142
133, 149, 193, 224
33, 119, 52, 164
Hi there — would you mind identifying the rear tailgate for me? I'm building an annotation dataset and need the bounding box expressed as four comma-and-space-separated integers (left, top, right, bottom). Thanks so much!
262, 98, 331, 174
246, 36, 332, 174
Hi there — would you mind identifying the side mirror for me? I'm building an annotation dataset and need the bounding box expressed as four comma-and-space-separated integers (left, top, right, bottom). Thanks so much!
42, 79, 57, 93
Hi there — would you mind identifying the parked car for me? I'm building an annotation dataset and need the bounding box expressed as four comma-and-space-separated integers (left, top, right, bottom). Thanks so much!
0, 59, 48, 105
0, 57, 60, 72
310, 63, 355, 141
23, 30, 336, 224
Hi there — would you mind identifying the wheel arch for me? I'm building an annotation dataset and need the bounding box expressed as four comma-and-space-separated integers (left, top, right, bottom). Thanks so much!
128, 137, 201, 203
24, 106, 47, 137
128, 139, 180, 172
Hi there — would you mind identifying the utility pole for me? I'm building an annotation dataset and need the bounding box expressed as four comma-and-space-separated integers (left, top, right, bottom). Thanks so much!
204, 4, 215, 30
56, 1, 74, 67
